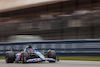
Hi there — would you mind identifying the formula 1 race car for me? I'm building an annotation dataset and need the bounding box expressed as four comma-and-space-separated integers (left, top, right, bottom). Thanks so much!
5, 45, 59, 63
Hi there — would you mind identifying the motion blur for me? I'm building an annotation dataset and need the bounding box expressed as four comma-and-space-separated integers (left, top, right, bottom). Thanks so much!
0, 0, 100, 60
0, 0, 100, 42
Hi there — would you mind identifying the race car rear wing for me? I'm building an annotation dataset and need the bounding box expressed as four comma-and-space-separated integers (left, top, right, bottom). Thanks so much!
10, 46, 23, 51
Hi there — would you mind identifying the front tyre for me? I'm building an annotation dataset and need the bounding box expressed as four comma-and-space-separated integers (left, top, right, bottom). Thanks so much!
48, 50, 56, 63
21, 52, 28, 64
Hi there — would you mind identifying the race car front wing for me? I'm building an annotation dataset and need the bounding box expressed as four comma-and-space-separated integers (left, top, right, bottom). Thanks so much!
27, 58, 55, 62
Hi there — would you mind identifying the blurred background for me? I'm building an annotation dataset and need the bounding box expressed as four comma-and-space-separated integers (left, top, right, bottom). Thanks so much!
0, 0, 100, 42
0, 0, 100, 59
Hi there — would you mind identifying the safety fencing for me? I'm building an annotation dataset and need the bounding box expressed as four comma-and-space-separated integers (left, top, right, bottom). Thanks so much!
0, 39, 100, 56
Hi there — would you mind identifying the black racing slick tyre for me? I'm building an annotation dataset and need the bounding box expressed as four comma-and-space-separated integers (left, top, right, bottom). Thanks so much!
5, 51, 15, 63
56, 55, 59, 61
21, 52, 29, 63
48, 50, 56, 63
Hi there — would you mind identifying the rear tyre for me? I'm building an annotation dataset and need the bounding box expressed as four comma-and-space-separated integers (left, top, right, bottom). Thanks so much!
56, 55, 59, 61
5, 51, 15, 63
48, 50, 56, 63
21, 52, 29, 64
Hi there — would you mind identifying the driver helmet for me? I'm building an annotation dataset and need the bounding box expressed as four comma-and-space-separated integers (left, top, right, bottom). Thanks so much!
28, 44, 32, 48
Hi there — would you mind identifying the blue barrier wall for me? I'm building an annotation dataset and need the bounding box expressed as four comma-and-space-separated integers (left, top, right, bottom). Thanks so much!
0, 39, 100, 56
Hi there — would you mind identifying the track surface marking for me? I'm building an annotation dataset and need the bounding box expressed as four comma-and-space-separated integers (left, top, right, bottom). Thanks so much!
0, 60, 100, 67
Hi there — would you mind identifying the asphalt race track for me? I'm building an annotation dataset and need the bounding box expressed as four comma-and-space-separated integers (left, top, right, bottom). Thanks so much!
0, 60, 100, 67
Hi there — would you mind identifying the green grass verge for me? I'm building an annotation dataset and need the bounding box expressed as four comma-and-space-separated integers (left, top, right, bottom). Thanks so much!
1, 56, 100, 61
59, 56, 100, 61
0, 56, 5, 59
